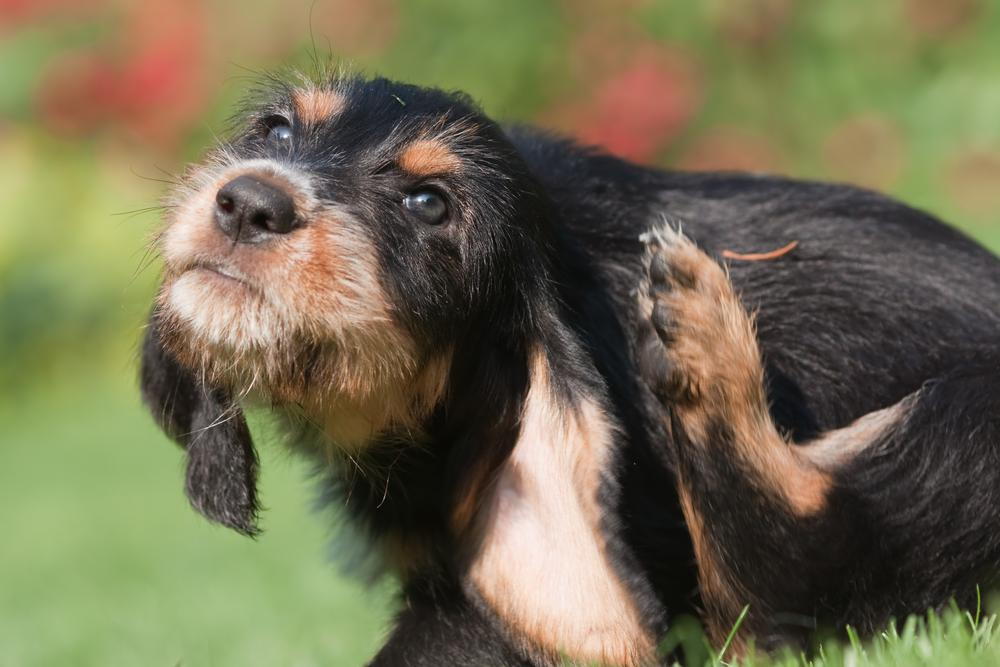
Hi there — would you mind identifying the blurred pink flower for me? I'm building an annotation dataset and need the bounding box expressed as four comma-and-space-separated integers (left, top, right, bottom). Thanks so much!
113, 0, 210, 145
36, 51, 117, 135
544, 46, 702, 162
35, 0, 211, 149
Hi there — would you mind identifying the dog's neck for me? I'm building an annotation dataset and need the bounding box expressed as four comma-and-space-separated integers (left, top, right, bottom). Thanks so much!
293, 350, 453, 456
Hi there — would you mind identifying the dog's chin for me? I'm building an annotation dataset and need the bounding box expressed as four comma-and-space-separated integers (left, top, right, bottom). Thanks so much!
164, 267, 279, 350
159, 275, 395, 405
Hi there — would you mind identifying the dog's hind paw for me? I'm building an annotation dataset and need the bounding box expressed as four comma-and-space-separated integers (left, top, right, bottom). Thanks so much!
637, 225, 764, 415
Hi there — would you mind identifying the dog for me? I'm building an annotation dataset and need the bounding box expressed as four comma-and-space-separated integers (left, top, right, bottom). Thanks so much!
140, 74, 1000, 665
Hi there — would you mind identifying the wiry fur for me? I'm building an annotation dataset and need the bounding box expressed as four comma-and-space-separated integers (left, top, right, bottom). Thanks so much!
139, 73, 1000, 665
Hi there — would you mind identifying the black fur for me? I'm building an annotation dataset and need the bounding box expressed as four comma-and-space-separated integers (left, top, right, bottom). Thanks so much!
141, 312, 260, 535
139, 74, 1000, 664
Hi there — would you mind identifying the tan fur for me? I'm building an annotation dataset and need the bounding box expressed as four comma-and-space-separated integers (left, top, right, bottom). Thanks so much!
398, 138, 461, 177
465, 350, 655, 667
676, 484, 748, 653
292, 87, 345, 124
800, 400, 907, 469
308, 350, 452, 454
450, 454, 497, 540
641, 227, 830, 516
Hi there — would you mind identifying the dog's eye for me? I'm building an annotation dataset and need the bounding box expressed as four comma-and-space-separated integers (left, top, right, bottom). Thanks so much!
403, 189, 448, 225
262, 115, 293, 143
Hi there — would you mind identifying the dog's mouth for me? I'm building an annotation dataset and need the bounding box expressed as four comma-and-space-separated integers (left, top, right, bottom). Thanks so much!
186, 262, 251, 286
176, 261, 268, 301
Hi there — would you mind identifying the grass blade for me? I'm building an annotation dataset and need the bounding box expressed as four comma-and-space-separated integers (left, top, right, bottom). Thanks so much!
717, 605, 751, 665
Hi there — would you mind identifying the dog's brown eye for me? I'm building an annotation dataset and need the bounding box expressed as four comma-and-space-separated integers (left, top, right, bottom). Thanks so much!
262, 115, 292, 143
403, 189, 448, 225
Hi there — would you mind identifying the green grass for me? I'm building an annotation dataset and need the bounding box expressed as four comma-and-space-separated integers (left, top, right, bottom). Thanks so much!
0, 370, 393, 666
755, 606, 1000, 667
653, 603, 1000, 667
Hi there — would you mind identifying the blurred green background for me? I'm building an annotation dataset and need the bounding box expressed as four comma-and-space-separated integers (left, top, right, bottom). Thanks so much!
3, 0, 1000, 665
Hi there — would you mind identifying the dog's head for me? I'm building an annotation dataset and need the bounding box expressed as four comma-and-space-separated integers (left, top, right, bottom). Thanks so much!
141, 76, 552, 534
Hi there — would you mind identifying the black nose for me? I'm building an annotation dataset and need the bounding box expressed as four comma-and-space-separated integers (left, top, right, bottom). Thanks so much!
214, 174, 299, 243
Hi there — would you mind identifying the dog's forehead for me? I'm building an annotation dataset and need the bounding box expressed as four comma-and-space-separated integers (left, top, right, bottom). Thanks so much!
253, 80, 480, 165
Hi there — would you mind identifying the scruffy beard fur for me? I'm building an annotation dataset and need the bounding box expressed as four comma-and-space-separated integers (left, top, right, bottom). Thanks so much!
155, 154, 444, 451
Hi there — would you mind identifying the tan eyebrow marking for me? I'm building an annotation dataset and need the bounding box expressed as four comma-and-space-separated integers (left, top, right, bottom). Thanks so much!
398, 139, 461, 177
292, 88, 345, 124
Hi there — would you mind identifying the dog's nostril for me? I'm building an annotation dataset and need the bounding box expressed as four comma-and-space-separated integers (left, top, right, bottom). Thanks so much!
215, 191, 235, 213
214, 174, 299, 243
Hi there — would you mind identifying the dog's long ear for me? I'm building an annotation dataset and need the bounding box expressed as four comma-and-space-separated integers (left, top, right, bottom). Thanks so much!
140, 311, 261, 536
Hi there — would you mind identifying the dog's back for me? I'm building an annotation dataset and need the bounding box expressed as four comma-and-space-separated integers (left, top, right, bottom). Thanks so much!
512, 127, 1000, 433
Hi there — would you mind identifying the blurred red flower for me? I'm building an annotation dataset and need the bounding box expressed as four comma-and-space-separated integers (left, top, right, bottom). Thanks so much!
35, 51, 117, 135
35, 0, 211, 149
545, 46, 702, 163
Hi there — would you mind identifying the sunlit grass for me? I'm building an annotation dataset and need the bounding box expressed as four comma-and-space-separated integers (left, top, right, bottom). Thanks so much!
0, 371, 393, 666
762, 604, 1000, 667
653, 600, 1000, 667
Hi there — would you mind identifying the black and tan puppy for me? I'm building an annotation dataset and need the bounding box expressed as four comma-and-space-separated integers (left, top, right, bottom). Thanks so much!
140, 74, 1000, 665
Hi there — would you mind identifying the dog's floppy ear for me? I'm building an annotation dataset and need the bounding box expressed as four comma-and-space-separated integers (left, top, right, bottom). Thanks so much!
140, 310, 261, 536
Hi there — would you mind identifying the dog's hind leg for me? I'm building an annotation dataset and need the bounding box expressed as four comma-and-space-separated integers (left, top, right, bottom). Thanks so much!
638, 225, 1000, 649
